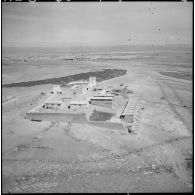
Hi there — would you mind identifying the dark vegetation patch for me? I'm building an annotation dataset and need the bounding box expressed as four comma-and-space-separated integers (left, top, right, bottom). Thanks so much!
89, 110, 114, 121
159, 71, 192, 81
2, 69, 127, 88
2, 59, 13, 66
60, 58, 74, 61
92, 58, 129, 61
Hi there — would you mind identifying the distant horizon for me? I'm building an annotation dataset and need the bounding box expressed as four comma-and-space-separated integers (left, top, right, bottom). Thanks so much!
2, 43, 192, 49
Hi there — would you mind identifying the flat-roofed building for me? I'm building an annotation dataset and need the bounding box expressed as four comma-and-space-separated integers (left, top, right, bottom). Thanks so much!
92, 88, 102, 92
120, 96, 138, 123
94, 93, 114, 98
43, 101, 63, 109
50, 85, 62, 94
61, 97, 71, 102
69, 80, 89, 87
90, 96, 113, 108
69, 100, 89, 110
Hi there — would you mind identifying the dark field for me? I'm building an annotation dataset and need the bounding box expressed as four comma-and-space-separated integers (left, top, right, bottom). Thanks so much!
159, 71, 192, 81
2, 69, 127, 88
89, 110, 114, 121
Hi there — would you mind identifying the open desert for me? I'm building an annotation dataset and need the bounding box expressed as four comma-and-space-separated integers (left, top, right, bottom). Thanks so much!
2, 2, 193, 193
2, 44, 192, 193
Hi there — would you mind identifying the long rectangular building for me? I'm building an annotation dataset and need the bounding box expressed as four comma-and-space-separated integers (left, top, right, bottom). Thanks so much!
43, 101, 63, 109
90, 96, 113, 108
120, 96, 138, 123
69, 100, 89, 109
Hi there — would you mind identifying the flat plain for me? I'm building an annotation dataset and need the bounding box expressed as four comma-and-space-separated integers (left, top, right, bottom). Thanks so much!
2, 45, 192, 193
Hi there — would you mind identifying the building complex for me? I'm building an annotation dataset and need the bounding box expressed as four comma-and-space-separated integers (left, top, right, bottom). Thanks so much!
26, 76, 140, 132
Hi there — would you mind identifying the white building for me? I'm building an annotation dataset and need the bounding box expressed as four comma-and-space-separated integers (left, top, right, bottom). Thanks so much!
50, 85, 62, 94
120, 96, 138, 123
43, 100, 63, 109
88, 77, 97, 89
68, 80, 89, 87
69, 77, 97, 93
90, 96, 113, 108
69, 100, 89, 110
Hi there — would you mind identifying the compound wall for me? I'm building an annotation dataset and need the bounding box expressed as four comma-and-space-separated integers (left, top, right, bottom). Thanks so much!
26, 112, 88, 123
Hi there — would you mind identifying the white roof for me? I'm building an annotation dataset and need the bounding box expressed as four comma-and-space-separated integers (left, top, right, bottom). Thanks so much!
70, 100, 89, 105
52, 85, 61, 89
51, 85, 62, 92
44, 101, 63, 104
121, 97, 138, 116
94, 94, 114, 97
90, 96, 113, 100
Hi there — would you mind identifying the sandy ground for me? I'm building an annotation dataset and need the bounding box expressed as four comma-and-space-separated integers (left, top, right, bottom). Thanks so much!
2, 49, 192, 193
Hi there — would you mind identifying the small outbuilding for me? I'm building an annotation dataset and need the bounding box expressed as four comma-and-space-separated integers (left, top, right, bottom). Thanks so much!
69, 100, 89, 109
68, 81, 89, 88
90, 96, 113, 108
50, 85, 63, 94
43, 101, 63, 109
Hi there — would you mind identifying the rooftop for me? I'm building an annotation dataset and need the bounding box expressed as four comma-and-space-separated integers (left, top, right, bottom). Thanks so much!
44, 100, 63, 104
90, 96, 113, 100
121, 96, 138, 116
69, 80, 89, 85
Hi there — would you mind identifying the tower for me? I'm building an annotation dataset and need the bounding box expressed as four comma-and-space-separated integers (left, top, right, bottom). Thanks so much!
89, 77, 93, 89
93, 77, 97, 88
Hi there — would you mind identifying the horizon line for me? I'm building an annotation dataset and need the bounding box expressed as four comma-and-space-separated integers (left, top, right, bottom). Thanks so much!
3, 43, 192, 49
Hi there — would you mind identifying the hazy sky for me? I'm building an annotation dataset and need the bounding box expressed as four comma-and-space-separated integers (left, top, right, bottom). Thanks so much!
2, 2, 192, 47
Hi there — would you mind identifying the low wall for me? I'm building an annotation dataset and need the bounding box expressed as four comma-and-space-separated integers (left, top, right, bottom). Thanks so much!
26, 112, 124, 130
26, 112, 88, 123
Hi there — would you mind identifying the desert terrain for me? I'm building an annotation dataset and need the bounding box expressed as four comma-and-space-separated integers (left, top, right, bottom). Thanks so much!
2, 45, 192, 193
